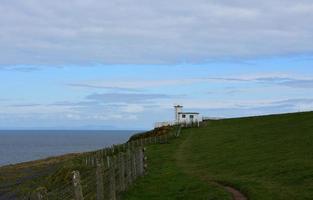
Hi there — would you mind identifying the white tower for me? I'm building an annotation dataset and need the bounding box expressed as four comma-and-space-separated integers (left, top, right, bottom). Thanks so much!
174, 105, 183, 123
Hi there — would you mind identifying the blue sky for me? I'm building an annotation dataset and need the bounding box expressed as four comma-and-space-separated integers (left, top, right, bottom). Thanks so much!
1, 1, 313, 129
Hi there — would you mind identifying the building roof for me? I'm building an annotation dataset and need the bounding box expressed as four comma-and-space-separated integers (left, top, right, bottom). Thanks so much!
178, 112, 199, 114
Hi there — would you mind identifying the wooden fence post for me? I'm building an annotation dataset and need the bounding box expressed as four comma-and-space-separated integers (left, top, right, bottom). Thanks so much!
135, 148, 140, 177
115, 154, 120, 193
126, 149, 132, 187
88, 154, 92, 166
91, 155, 95, 166
132, 148, 137, 180
107, 156, 116, 200
143, 147, 148, 175
72, 171, 84, 200
118, 152, 126, 191
137, 148, 144, 176
96, 160, 104, 200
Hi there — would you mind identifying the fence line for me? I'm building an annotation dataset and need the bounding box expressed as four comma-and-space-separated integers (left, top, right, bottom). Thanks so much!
29, 125, 182, 200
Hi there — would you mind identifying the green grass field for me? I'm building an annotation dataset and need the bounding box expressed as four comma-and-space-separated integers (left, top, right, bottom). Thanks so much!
122, 139, 231, 200
1, 111, 312, 199
124, 112, 313, 200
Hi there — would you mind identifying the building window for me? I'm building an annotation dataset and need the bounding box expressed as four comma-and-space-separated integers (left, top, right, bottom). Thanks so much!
190, 115, 194, 119
182, 114, 186, 118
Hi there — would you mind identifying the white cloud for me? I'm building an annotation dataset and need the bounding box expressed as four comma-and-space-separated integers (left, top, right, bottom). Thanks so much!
122, 104, 145, 113
1, 0, 313, 65
65, 113, 81, 120
67, 74, 313, 92
2, 104, 72, 114
86, 92, 179, 103
68, 78, 205, 89
206, 74, 313, 89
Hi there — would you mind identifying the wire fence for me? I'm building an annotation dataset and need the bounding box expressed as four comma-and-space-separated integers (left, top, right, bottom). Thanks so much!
27, 125, 181, 200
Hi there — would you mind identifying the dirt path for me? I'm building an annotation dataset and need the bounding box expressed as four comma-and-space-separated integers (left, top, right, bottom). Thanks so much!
175, 131, 248, 200
223, 185, 247, 200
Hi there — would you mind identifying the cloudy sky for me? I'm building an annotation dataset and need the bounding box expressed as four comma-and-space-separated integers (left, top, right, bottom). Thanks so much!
1, 0, 313, 129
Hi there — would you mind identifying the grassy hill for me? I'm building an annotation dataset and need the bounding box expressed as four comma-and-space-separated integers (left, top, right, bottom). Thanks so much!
123, 111, 313, 199
1, 111, 312, 199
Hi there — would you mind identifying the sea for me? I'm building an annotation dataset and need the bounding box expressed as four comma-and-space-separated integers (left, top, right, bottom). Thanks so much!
0, 130, 140, 167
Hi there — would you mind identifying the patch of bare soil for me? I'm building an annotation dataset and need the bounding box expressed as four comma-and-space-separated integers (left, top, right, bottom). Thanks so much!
223, 185, 247, 200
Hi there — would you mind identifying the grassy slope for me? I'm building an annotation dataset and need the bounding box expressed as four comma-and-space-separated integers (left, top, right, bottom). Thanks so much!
1, 112, 312, 199
0, 154, 78, 199
125, 112, 313, 200
122, 140, 231, 200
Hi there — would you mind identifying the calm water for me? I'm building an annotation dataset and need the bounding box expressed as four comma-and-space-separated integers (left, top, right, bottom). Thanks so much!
0, 130, 139, 166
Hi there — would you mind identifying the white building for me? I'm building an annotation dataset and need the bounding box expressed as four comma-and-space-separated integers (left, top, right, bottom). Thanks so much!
174, 105, 202, 126
154, 105, 202, 128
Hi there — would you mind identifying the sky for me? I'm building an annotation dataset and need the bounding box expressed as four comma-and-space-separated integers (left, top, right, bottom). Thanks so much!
1, 0, 313, 129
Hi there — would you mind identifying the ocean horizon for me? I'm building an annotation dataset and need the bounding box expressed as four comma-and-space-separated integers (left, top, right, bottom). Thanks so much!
0, 130, 142, 167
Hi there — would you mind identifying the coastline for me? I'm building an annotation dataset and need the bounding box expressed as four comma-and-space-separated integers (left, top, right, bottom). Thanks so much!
0, 130, 142, 167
